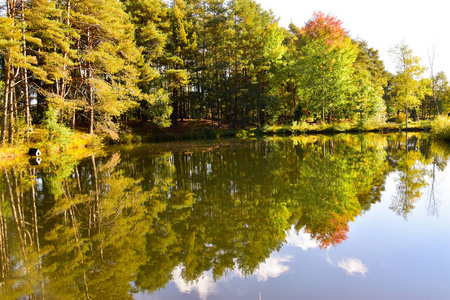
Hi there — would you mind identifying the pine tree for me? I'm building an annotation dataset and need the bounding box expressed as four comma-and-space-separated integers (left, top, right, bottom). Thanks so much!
165, 0, 193, 126
229, 0, 284, 126
351, 40, 388, 127
0, 0, 47, 145
70, 0, 143, 136
26, 0, 77, 128
122, 0, 172, 127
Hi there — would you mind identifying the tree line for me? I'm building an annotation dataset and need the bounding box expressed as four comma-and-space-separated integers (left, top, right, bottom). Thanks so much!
1, 0, 450, 145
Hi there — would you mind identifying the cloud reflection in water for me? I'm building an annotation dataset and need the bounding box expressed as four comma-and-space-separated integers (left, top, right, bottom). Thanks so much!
252, 255, 293, 281
172, 267, 216, 300
172, 253, 293, 299
285, 226, 320, 250
327, 256, 368, 277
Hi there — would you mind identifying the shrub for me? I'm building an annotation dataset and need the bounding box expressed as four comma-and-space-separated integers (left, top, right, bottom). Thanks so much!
396, 113, 406, 123
44, 107, 75, 151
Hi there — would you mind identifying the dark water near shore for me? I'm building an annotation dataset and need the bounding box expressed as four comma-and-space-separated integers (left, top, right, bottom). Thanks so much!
1, 133, 450, 299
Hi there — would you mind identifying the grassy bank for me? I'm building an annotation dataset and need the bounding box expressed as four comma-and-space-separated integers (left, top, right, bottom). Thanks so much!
0, 127, 101, 161
0, 118, 444, 159
109, 119, 433, 144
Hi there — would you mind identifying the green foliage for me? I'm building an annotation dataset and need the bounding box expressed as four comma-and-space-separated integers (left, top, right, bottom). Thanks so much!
44, 106, 74, 150
351, 41, 388, 128
389, 41, 427, 127
435, 72, 450, 115
291, 13, 359, 123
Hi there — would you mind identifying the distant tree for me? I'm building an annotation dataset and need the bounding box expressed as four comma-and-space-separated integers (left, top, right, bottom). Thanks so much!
228, 0, 285, 127
434, 71, 450, 115
164, 0, 195, 126
351, 40, 388, 127
389, 41, 427, 128
428, 46, 440, 115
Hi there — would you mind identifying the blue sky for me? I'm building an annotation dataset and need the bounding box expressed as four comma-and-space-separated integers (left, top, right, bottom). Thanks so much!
257, 0, 449, 77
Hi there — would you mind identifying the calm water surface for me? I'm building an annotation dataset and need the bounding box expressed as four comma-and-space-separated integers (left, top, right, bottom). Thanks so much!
1, 133, 450, 299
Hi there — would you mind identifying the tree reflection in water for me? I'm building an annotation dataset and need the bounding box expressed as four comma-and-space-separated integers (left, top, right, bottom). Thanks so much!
0, 133, 448, 299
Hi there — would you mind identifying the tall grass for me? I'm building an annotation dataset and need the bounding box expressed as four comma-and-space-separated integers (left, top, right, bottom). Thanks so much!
291, 120, 310, 133
431, 116, 450, 141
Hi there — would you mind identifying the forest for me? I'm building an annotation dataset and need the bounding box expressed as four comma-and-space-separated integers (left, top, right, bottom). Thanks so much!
1, 0, 450, 147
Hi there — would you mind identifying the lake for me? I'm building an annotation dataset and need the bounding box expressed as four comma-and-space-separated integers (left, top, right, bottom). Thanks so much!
1, 133, 450, 299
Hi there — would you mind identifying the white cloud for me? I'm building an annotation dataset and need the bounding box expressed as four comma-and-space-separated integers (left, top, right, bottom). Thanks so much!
327, 256, 368, 277
253, 255, 293, 282
285, 226, 319, 251
172, 267, 217, 300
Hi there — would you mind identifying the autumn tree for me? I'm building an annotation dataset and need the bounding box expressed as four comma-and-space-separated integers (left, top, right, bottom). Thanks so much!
294, 12, 358, 123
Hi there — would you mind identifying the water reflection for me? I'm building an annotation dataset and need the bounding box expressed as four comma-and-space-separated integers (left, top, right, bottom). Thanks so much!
326, 256, 368, 277
0, 133, 449, 299
172, 266, 216, 300
285, 227, 319, 251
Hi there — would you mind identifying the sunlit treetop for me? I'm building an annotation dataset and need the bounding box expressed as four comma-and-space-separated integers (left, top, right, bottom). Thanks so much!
301, 11, 347, 48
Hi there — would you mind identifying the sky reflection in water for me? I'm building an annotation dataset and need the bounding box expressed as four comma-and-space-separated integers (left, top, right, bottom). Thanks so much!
142, 135, 450, 300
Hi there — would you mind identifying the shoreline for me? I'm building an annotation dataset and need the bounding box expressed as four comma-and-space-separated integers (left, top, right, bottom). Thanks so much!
0, 120, 440, 160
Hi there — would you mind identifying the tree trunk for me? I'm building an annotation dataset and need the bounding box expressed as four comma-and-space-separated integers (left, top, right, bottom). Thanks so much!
405, 105, 408, 130
1, 62, 10, 145
171, 88, 178, 127
86, 28, 95, 135
8, 82, 15, 144
89, 72, 94, 135
322, 100, 325, 123
71, 108, 76, 130
21, 0, 31, 133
